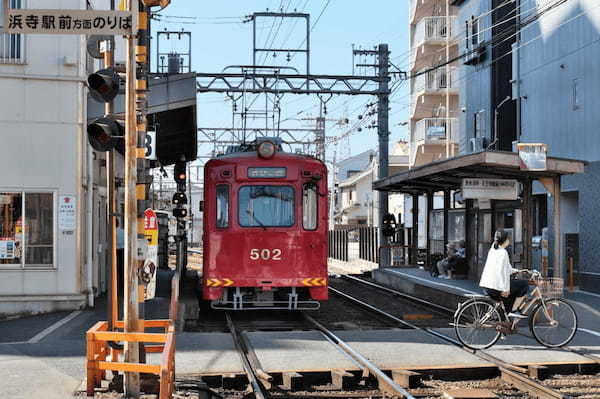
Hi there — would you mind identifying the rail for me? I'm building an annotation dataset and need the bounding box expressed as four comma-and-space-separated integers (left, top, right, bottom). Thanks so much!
330, 280, 570, 399
226, 313, 267, 399
303, 313, 416, 399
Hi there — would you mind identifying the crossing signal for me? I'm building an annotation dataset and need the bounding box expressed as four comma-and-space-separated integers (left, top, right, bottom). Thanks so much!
87, 68, 121, 103
87, 116, 124, 152
172, 192, 187, 205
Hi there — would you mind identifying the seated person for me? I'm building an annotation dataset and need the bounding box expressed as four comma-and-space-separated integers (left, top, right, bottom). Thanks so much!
436, 240, 466, 279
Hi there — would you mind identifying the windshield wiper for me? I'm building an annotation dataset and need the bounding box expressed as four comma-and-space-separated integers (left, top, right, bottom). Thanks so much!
246, 210, 267, 230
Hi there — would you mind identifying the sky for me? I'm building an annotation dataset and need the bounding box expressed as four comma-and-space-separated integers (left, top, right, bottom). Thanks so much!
150, 0, 410, 170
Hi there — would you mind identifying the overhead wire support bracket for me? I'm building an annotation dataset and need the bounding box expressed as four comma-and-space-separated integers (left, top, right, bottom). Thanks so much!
195, 72, 389, 95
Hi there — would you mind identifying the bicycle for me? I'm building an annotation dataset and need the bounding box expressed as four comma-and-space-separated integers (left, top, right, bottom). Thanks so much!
453, 270, 578, 350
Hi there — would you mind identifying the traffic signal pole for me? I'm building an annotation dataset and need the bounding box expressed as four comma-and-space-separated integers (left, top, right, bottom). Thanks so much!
124, 0, 141, 395
104, 43, 118, 331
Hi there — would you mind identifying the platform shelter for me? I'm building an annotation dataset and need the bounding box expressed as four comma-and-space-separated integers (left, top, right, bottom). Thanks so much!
373, 151, 585, 281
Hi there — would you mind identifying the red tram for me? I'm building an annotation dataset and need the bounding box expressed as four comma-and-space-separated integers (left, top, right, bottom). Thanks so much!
202, 139, 328, 310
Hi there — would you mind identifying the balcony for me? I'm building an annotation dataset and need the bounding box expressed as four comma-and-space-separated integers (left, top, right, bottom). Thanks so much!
410, 118, 459, 167
411, 67, 458, 119
413, 16, 458, 47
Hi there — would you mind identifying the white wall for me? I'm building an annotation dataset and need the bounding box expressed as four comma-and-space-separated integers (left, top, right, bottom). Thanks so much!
0, 0, 91, 314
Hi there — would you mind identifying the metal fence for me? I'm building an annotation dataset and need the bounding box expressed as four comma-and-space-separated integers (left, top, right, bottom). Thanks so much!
328, 229, 348, 262
358, 226, 379, 264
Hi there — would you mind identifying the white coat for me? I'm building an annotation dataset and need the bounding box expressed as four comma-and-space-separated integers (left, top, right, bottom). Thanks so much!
479, 246, 519, 292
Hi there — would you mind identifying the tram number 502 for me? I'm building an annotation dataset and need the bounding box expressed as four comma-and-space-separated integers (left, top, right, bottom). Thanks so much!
250, 248, 282, 261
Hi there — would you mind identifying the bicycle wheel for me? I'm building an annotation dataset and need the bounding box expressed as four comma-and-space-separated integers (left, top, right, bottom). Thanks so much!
529, 298, 577, 348
454, 299, 502, 350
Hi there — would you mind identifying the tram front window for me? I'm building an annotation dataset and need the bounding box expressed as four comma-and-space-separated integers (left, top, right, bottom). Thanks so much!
238, 186, 294, 227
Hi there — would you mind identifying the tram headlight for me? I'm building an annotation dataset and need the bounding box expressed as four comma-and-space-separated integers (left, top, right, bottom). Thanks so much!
257, 141, 276, 159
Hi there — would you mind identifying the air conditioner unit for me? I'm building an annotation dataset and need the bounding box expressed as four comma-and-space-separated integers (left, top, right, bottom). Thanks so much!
470, 137, 487, 153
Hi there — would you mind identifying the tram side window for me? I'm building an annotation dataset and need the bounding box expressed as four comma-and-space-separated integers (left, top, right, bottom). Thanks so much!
216, 185, 229, 228
303, 184, 318, 230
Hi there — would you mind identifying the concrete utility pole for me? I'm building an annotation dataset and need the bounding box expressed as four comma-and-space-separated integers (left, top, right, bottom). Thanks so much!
104, 39, 118, 331
124, 0, 142, 396
445, 0, 451, 158
377, 43, 390, 267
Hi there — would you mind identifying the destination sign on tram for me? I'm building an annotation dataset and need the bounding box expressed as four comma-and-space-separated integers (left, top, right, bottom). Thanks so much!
248, 167, 287, 178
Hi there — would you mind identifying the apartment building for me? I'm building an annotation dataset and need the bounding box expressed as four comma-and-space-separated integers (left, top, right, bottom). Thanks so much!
409, 0, 460, 167
453, 0, 600, 293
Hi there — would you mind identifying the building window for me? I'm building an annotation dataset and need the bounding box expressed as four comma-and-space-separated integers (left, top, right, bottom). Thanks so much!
474, 110, 485, 138
303, 184, 318, 230
466, 16, 481, 50
572, 78, 581, 110
216, 185, 229, 228
0, 0, 24, 63
0, 191, 54, 268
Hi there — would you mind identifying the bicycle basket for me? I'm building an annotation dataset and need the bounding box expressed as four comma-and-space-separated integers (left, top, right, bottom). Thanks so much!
536, 277, 564, 297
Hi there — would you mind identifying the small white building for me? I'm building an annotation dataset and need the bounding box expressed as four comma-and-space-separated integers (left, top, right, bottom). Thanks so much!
334, 142, 409, 227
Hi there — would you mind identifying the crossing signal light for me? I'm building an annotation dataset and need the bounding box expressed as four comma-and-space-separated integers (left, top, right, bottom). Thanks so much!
87, 116, 124, 152
172, 192, 187, 205
172, 207, 187, 219
87, 68, 121, 103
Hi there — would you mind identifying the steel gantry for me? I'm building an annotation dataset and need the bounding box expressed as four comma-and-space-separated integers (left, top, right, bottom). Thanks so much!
195, 72, 384, 95
195, 44, 403, 267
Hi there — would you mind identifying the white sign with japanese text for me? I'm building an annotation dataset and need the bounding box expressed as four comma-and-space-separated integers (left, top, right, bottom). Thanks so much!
4, 9, 132, 35
58, 195, 77, 232
462, 178, 519, 200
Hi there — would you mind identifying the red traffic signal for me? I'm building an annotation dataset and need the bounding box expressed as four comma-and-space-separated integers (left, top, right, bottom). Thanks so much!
174, 162, 187, 184
87, 68, 121, 103
87, 116, 124, 152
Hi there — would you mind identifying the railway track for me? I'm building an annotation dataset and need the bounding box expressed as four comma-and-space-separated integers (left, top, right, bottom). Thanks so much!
224, 309, 415, 399
333, 274, 600, 399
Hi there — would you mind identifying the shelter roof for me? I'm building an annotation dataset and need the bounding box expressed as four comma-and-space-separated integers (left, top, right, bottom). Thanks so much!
373, 151, 585, 194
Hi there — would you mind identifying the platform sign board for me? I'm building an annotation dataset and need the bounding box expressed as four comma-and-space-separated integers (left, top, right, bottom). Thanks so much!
3, 8, 132, 35
517, 143, 548, 171
462, 178, 519, 200
143, 209, 158, 300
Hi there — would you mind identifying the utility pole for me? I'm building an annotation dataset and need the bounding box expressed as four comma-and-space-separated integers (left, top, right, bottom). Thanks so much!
377, 44, 390, 267
104, 37, 118, 332
445, 0, 451, 158
124, 0, 141, 395
315, 108, 326, 161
